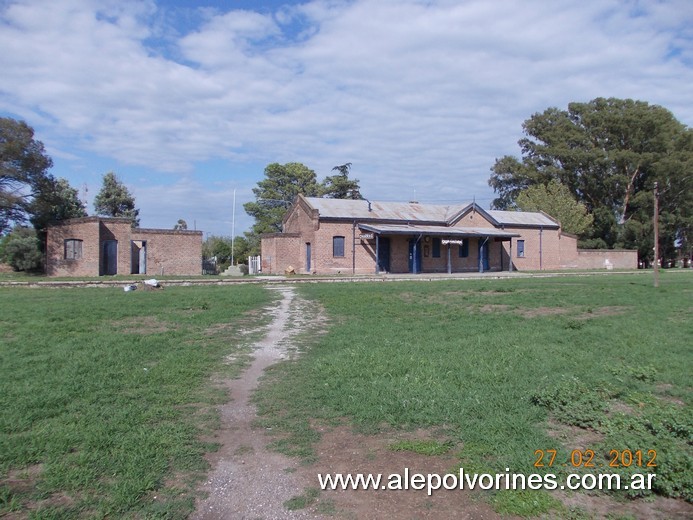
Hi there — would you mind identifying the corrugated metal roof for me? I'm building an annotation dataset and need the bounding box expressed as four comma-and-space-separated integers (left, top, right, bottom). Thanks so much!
300, 196, 559, 229
486, 209, 559, 227
304, 197, 471, 223
359, 223, 520, 238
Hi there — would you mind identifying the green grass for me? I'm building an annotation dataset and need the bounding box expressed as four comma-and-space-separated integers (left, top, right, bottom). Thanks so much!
253, 272, 692, 515
0, 284, 272, 518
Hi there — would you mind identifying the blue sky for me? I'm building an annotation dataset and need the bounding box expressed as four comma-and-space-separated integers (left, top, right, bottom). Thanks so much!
1, 0, 692, 237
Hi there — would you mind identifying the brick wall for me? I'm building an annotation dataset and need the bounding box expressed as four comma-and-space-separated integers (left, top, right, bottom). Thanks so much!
131, 228, 203, 276
261, 233, 301, 274
452, 210, 495, 228
46, 217, 202, 277
576, 249, 638, 269
47, 218, 102, 276
500, 227, 566, 270
559, 234, 579, 268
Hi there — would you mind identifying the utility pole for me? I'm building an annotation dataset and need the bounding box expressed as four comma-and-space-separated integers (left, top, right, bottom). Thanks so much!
653, 182, 659, 288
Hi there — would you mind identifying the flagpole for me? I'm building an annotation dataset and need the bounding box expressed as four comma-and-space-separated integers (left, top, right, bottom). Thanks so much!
231, 189, 236, 266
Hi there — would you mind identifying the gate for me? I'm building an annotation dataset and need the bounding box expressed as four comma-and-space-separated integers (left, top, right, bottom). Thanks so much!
248, 255, 261, 275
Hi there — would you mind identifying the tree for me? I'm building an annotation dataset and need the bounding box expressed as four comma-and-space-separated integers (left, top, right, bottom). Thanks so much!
0, 118, 53, 234
93, 172, 140, 227
515, 180, 593, 236
174, 219, 188, 230
202, 234, 251, 272
0, 226, 42, 271
244, 162, 321, 236
489, 98, 692, 263
203, 235, 233, 262
321, 163, 362, 199
29, 177, 87, 232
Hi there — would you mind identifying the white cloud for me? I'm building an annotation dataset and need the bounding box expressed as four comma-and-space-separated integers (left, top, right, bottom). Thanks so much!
1, 0, 691, 235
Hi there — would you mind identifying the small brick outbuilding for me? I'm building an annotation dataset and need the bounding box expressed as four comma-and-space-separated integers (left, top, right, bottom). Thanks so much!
261, 196, 637, 275
46, 217, 203, 277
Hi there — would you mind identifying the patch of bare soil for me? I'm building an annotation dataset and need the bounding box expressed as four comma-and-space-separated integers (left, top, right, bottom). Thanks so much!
655, 383, 687, 406
545, 418, 604, 452
477, 304, 511, 313
2, 464, 77, 520
514, 305, 628, 319
296, 425, 509, 520
516, 306, 569, 318
575, 306, 628, 320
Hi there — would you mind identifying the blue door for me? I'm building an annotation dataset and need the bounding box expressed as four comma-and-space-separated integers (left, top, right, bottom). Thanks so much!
377, 237, 390, 273
478, 239, 490, 272
408, 239, 422, 273
103, 240, 118, 275
306, 243, 311, 272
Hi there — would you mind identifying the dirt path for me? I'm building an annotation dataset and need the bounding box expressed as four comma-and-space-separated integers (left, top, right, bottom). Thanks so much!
193, 285, 322, 520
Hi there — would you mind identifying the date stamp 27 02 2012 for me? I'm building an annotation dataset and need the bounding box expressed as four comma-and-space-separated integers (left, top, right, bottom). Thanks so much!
534, 449, 657, 469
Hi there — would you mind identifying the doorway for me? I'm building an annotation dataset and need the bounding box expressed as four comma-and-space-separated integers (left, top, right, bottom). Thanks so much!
377, 237, 390, 273
131, 240, 147, 274
478, 239, 490, 272
408, 238, 422, 273
102, 240, 118, 275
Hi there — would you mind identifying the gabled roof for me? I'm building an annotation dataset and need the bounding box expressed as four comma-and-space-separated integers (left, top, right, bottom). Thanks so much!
297, 195, 560, 229
302, 197, 471, 223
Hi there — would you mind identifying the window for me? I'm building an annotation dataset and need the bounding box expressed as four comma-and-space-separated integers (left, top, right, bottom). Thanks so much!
432, 237, 441, 258
458, 239, 469, 258
333, 236, 345, 257
517, 239, 525, 258
64, 239, 83, 260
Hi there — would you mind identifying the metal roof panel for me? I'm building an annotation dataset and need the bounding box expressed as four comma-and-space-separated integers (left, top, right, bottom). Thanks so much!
486, 210, 559, 227
304, 197, 471, 223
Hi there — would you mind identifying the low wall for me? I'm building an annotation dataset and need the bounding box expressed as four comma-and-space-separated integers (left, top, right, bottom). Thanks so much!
576, 249, 638, 270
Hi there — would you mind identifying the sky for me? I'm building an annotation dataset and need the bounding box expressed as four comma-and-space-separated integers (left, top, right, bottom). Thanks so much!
1, 0, 692, 237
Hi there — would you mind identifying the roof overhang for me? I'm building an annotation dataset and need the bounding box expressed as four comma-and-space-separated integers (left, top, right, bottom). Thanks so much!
358, 223, 520, 239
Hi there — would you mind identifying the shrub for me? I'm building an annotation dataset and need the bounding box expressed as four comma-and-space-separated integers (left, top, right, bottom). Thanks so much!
0, 227, 42, 272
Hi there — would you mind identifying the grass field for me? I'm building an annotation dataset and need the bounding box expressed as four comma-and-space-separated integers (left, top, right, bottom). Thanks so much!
0, 284, 272, 518
1, 273, 691, 518
254, 272, 692, 515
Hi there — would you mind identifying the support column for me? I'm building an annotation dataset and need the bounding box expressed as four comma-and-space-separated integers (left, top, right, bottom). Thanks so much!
447, 241, 451, 274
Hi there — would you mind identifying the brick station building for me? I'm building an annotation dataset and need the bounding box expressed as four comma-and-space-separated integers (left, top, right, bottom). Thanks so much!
46, 217, 203, 277
261, 195, 637, 275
